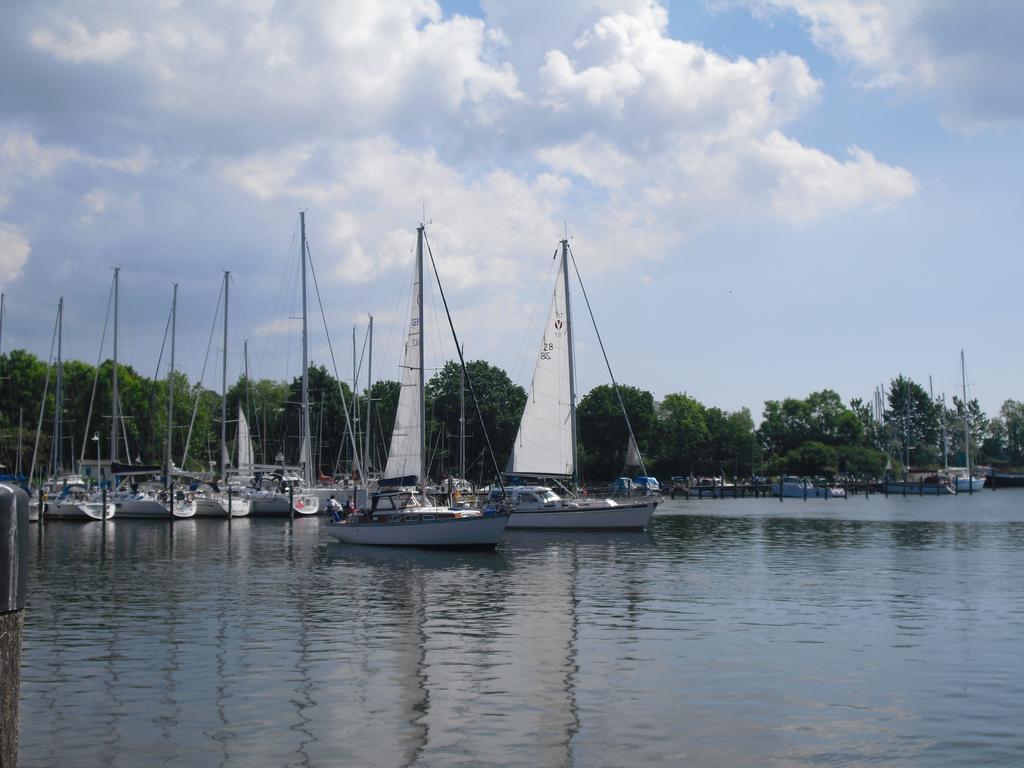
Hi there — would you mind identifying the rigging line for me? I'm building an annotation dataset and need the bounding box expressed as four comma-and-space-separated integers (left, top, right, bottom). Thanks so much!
181, 278, 224, 469
422, 229, 505, 495
305, 240, 364, 485
79, 277, 115, 465
566, 242, 648, 479
29, 305, 60, 487
144, 296, 174, 453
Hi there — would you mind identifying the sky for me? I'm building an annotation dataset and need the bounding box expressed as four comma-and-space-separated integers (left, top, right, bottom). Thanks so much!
1, 0, 1022, 423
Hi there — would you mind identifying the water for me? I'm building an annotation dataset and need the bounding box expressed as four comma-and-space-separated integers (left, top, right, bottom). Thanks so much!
19, 492, 1024, 767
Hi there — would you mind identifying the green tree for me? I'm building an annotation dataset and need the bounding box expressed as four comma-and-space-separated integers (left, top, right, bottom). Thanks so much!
885, 376, 940, 467
783, 441, 838, 477
653, 393, 708, 477
577, 384, 657, 482
426, 360, 526, 482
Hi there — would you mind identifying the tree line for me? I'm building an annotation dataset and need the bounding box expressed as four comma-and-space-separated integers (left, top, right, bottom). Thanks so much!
2, 349, 1022, 484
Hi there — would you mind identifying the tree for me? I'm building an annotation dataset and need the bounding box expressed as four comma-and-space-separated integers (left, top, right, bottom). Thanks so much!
783, 441, 838, 477
367, 380, 400, 474
885, 376, 940, 467
425, 360, 526, 482
653, 393, 708, 477
576, 384, 657, 482
947, 395, 989, 464
999, 400, 1024, 465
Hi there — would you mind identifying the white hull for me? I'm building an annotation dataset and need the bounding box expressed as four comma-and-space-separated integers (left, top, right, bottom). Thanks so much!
292, 493, 320, 516
885, 482, 956, 496
324, 513, 508, 548
772, 483, 846, 499
248, 494, 293, 517
192, 495, 230, 518
507, 500, 657, 530
955, 477, 986, 493
113, 498, 173, 519
44, 500, 115, 521
171, 501, 196, 518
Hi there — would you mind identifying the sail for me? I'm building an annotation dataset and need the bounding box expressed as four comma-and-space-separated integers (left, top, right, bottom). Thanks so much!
383, 259, 423, 483
237, 407, 254, 469
507, 266, 573, 477
624, 433, 642, 468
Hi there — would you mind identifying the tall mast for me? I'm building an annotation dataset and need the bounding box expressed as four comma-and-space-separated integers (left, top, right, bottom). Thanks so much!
166, 283, 177, 488
561, 238, 579, 489
300, 211, 312, 485
417, 224, 426, 491
364, 314, 373, 479
221, 271, 229, 479
53, 296, 63, 477
111, 268, 120, 465
352, 325, 358, 477
0, 292, 5, 355
961, 349, 971, 471
459, 342, 465, 480
244, 338, 251, 459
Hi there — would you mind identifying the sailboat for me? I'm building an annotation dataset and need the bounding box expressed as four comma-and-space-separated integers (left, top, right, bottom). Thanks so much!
948, 350, 986, 493
191, 272, 246, 517
324, 223, 509, 548
40, 298, 115, 521
103, 269, 176, 519
502, 237, 658, 530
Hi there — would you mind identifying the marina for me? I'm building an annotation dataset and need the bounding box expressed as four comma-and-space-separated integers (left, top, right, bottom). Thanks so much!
17, 491, 1024, 767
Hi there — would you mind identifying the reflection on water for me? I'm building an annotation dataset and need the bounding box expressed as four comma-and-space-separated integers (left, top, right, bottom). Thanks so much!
20, 494, 1024, 767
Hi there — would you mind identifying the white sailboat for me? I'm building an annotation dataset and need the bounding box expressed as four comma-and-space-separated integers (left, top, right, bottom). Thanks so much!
39, 298, 115, 521
325, 223, 509, 548
504, 238, 658, 530
951, 350, 986, 493
104, 270, 174, 520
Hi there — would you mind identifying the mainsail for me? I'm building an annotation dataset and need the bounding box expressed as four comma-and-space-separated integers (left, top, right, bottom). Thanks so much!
383, 252, 424, 482
507, 266, 573, 477
237, 407, 254, 470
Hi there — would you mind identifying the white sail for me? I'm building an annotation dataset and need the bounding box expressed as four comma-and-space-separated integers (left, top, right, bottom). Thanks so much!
508, 266, 573, 477
624, 433, 642, 468
221, 442, 231, 472
237, 407, 253, 470
383, 258, 423, 482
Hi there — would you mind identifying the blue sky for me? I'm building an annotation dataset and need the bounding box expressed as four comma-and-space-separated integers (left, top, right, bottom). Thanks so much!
0, 0, 1021, 422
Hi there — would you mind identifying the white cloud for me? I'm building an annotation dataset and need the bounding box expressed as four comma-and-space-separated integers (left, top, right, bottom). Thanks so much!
727, 0, 1024, 128
30, 14, 137, 64
0, 127, 152, 182
220, 137, 568, 289
751, 132, 917, 222
533, 4, 913, 234
0, 223, 31, 281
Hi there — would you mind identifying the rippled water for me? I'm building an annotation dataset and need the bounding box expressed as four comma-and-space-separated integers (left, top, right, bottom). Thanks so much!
19, 491, 1024, 766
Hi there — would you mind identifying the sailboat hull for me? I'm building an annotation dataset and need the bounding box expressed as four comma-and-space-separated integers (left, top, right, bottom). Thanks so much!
114, 498, 173, 519
44, 501, 115, 521
507, 500, 657, 530
192, 495, 229, 517
324, 513, 509, 549
248, 495, 294, 517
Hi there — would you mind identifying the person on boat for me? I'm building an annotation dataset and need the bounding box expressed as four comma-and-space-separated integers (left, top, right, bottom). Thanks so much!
326, 494, 342, 522
343, 496, 357, 516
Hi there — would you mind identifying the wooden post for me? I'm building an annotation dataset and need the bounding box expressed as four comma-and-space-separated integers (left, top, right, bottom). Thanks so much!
227, 487, 233, 520
289, 485, 295, 521
1, 485, 29, 768
101, 486, 108, 526
779, 476, 784, 502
